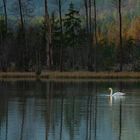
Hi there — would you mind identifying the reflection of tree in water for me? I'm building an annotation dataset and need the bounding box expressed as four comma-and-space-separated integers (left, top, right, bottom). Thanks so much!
0, 81, 9, 140
61, 82, 98, 140
58, 81, 98, 140
119, 100, 122, 140
64, 96, 74, 139
45, 82, 54, 140
18, 81, 30, 140
17, 80, 55, 140
60, 89, 64, 140
86, 96, 91, 140
5, 94, 8, 140
86, 87, 92, 140
14, 81, 35, 140
0, 89, 8, 140
94, 84, 98, 140
43, 82, 66, 140
1, 80, 140, 140
19, 98, 26, 140
63, 82, 89, 140
84, 82, 98, 140
63, 87, 76, 140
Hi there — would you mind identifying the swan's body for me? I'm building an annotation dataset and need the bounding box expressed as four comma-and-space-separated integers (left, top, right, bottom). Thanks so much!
109, 88, 125, 96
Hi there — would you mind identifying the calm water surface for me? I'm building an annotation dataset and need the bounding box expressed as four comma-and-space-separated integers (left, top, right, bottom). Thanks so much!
0, 80, 140, 140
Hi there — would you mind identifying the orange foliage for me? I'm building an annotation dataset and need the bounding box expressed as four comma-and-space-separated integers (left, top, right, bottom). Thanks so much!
91, 17, 140, 46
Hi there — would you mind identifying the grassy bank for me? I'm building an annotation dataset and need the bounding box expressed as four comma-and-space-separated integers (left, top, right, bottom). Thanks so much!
0, 72, 140, 79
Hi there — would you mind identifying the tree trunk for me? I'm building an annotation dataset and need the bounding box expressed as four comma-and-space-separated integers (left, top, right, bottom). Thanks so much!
58, 0, 63, 72
44, 0, 53, 70
93, 0, 97, 72
18, 0, 24, 32
88, 0, 94, 71
18, 0, 27, 71
84, 0, 89, 70
118, 0, 123, 71
3, 0, 7, 33
89, 0, 92, 34
1, 0, 8, 71
84, 0, 93, 71
84, 0, 89, 33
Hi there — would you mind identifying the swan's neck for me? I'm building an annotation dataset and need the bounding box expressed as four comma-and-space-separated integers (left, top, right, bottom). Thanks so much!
110, 89, 113, 96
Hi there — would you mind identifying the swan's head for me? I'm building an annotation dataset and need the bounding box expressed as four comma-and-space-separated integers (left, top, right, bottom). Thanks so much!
108, 88, 113, 96
109, 88, 112, 91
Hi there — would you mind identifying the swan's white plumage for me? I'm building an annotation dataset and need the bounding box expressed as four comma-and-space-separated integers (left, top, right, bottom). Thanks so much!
109, 88, 125, 96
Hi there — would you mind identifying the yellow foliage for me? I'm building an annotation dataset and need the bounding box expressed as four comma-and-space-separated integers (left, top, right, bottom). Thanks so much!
107, 22, 119, 43
126, 17, 140, 40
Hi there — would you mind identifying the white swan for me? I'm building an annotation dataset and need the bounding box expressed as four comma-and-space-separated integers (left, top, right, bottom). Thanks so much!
109, 88, 125, 96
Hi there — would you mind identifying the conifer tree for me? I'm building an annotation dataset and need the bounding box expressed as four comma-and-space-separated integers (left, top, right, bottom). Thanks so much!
64, 2, 81, 69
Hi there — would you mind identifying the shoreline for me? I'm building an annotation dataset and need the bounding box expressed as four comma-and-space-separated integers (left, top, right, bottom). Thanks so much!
0, 72, 140, 80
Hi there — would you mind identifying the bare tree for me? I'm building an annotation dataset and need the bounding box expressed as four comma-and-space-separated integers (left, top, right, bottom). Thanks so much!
93, 0, 98, 72
88, 0, 94, 71
2, 0, 7, 33
111, 0, 124, 71
12, 0, 34, 71
84, 0, 94, 71
0, 0, 8, 71
49, 0, 64, 71
118, 0, 123, 71
18, 0, 27, 71
18, 0, 24, 32
89, 0, 92, 34
84, 0, 89, 33
44, 0, 53, 70
58, 0, 64, 72
12, 0, 34, 31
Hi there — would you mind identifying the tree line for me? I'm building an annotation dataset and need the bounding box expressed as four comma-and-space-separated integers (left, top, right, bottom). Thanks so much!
0, 0, 140, 73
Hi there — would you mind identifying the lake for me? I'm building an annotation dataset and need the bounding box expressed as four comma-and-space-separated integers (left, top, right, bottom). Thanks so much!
0, 80, 140, 140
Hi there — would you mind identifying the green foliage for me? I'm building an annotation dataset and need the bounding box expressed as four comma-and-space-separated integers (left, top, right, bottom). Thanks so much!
53, 19, 62, 47
0, 1, 140, 72
64, 2, 81, 48
133, 42, 140, 71
97, 39, 116, 71
123, 38, 136, 64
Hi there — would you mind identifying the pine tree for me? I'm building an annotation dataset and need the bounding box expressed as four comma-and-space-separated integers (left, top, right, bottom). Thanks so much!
64, 2, 81, 69
64, 3, 81, 45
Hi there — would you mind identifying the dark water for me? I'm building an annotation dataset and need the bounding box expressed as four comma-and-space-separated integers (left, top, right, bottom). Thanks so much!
0, 80, 140, 140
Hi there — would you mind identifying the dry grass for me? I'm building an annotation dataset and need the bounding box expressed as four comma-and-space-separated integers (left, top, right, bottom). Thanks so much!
0, 71, 140, 80
45, 71, 140, 79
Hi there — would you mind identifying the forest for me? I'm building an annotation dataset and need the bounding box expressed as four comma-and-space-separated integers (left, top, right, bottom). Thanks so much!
0, 0, 140, 73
